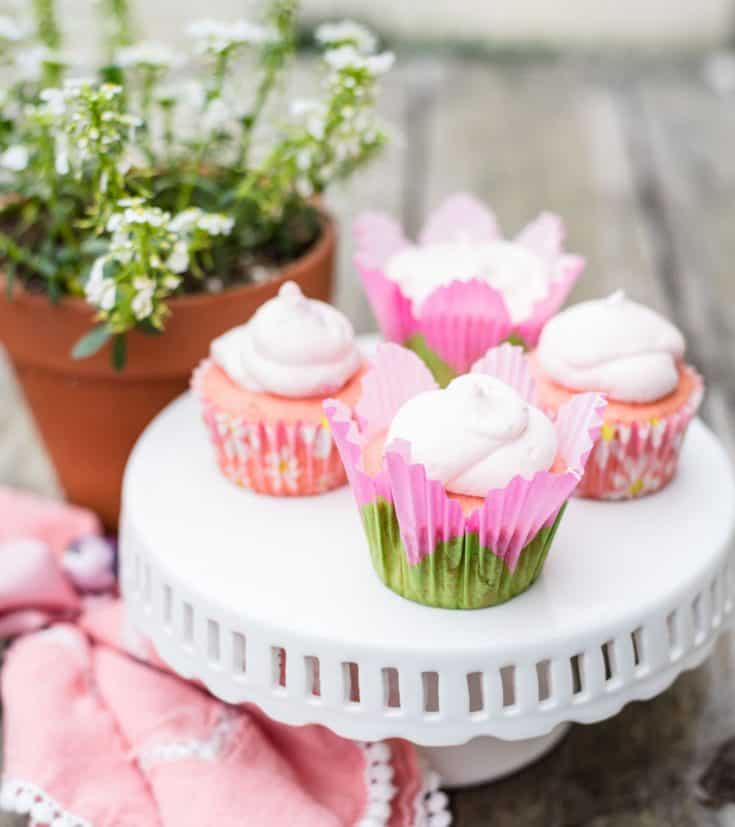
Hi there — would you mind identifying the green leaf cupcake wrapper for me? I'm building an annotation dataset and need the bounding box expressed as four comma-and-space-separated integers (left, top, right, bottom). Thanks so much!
324, 343, 606, 611
362, 498, 565, 609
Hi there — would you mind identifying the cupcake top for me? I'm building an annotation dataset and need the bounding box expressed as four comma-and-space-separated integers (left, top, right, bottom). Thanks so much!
211, 281, 361, 398
386, 372, 557, 495
385, 239, 550, 323
537, 291, 685, 404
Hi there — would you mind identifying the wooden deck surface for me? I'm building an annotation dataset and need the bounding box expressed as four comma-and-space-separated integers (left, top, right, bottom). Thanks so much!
2, 53, 735, 826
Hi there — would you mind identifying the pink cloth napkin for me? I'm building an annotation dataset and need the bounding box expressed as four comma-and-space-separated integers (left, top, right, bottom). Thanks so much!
0, 490, 451, 827
0, 487, 100, 557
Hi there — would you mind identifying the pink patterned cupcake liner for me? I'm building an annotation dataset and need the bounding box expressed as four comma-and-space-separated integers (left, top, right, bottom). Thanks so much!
192, 360, 346, 496
325, 344, 606, 608
572, 371, 704, 500
354, 193, 585, 380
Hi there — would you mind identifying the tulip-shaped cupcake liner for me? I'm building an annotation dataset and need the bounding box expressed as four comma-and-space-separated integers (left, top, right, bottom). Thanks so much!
193, 361, 346, 496
325, 343, 606, 609
573, 368, 704, 500
354, 193, 585, 385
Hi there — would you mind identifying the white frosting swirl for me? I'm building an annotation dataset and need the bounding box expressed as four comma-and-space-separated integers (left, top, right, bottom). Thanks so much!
386, 373, 557, 495
210, 281, 361, 398
537, 291, 685, 403
385, 239, 550, 322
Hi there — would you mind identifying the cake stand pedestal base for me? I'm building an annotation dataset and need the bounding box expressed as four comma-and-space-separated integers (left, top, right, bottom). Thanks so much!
420, 724, 571, 788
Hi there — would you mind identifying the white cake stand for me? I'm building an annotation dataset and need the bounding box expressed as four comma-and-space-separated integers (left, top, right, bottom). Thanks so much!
120, 394, 735, 787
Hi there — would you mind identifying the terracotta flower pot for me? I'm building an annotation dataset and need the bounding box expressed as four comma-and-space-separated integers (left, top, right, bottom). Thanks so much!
0, 215, 336, 531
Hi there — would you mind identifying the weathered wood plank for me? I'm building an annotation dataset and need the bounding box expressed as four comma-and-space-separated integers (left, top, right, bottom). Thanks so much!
421, 59, 669, 308
624, 66, 735, 458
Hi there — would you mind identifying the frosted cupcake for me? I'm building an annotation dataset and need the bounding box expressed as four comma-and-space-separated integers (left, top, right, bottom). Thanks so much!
533, 291, 704, 500
193, 282, 367, 496
354, 192, 585, 385
325, 343, 605, 609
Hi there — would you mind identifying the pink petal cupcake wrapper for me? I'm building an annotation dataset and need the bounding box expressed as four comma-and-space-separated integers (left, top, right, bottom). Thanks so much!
325, 344, 606, 571
354, 195, 585, 373
418, 280, 514, 375
418, 192, 501, 245
574, 371, 704, 500
192, 360, 346, 496
471, 342, 539, 405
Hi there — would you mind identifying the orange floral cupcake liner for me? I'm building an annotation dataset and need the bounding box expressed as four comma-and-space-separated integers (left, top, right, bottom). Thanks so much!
575, 372, 704, 500
192, 360, 346, 496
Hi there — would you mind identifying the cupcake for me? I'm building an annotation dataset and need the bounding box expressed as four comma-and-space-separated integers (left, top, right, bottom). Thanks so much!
324, 343, 605, 609
354, 192, 585, 385
533, 291, 704, 500
193, 281, 367, 496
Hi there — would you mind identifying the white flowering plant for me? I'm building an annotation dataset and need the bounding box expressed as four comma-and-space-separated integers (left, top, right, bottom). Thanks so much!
0, 1, 392, 368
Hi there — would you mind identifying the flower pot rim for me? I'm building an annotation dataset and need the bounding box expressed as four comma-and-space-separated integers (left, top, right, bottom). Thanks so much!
3, 209, 336, 313
0, 209, 336, 381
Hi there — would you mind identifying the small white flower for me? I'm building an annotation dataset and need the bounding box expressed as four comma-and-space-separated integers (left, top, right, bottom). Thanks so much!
123, 206, 170, 228
296, 177, 313, 198
167, 241, 189, 274
54, 135, 69, 175
169, 208, 203, 234
324, 45, 362, 72
37, 87, 67, 118
106, 213, 124, 232
117, 196, 145, 208
0, 144, 28, 171
187, 18, 272, 55
115, 41, 174, 69
163, 274, 182, 291
265, 447, 300, 491
197, 213, 234, 236
131, 277, 155, 320
0, 15, 24, 41
290, 99, 327, 140
607, 455, 666, 500
365, 52, 395, 75
316, 20, 377, 54
324, 45, 394, 76
64, 76, 97, 93
230, 19, 274, 45
85, 258, 116, 311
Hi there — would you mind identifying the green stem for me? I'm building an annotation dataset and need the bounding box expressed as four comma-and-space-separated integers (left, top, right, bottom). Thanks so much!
32, 0, 61, 49
100, 0, 134, 58
0, 230, 55, 280
159, 103, 175, 164
140, 69, 157, 163
238, 68, 275, 168
209, 52, 230, 102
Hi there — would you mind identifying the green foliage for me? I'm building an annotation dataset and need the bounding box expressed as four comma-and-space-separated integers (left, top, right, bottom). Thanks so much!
71, 324, 110, 358
0, 4, 393, 367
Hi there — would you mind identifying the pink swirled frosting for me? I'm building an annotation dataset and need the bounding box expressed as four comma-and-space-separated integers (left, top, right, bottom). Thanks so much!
537, 291, 685, 403
210, 281, 361, 398
386, 373, 557, 495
